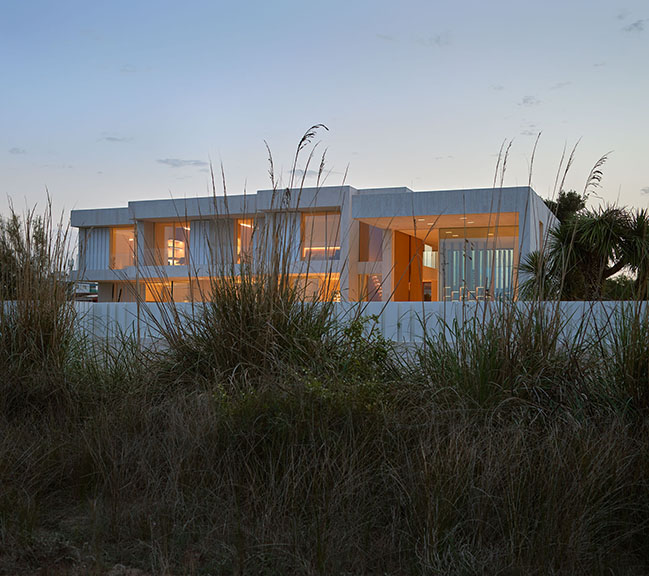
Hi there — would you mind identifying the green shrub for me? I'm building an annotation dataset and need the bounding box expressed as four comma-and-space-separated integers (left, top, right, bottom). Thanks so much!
0, 203, 77, 416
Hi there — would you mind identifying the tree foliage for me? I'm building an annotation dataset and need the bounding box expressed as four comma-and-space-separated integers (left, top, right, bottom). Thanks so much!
1, 213, 48, 300
543, 189, 587, 223
520, 205, 649, 301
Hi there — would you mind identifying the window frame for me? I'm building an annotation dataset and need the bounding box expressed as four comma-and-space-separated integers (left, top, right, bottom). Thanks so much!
300, 211, 341, 262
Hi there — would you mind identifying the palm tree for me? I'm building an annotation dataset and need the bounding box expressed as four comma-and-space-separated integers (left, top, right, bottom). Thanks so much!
621, 209, 649, 299
563, 206, 629, 300
519, 206, 645, 301
518, 249, 559, 300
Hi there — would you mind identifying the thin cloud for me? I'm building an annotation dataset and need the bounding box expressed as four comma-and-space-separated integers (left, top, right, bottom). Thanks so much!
641, 186, 649, 195
290, 168, 344, 179
623, 19, 645, 32
417, 33, 450, 47
292, 169, 321, 178
550, 81, 571, 90
520, 122, 539, 136
120, 64, 138, 74
157, 158, 209, 168
99, 135, 133, 143
43, 163, 73, 169
432, 155, 454, 161
376, 33, 397, 42
519, 95, 541, 107
491, 84, 505, 91
9, 147, 26, 154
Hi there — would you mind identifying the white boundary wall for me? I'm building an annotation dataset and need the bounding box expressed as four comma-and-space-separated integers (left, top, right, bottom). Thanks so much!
73, 301, 647, 344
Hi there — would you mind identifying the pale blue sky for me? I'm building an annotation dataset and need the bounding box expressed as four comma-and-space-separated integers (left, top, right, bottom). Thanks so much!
2, 0, 648, 216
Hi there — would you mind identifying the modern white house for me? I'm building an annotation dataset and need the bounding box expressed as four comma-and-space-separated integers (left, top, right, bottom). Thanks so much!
71, 185, 557, 303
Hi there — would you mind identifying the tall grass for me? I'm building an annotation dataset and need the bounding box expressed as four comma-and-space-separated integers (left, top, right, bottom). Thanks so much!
599, 302, 649, 412
2, 138, 649, 574
0, 201, 77, 415
149, 184, 341, 387
145, 126, 396, 391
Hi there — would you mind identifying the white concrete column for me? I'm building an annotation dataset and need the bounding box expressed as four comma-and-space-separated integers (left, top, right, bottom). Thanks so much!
338, 188, 352, 301
345, 219, 359, 301
136, 221, 156, 266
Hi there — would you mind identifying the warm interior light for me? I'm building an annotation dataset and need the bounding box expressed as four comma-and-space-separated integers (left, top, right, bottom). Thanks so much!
304, 246, 341, 251
239, 222, 253, 228
167, 239, 185, 260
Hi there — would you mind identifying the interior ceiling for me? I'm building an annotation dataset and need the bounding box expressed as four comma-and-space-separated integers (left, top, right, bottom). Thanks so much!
358, 212, 518, 240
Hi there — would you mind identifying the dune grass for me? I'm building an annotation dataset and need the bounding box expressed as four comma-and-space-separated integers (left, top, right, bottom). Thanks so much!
2, 322, 649, 575
2, 141, 649, 574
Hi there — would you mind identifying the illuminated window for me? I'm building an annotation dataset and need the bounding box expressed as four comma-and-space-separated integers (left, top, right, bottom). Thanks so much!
154, 222, 190, 266
358, 274, 382, 302
110, 227, 135, 269
359, 222, 383, 262
301, 212, 340, 261
291, 274, 341, 301
423, 245, 438, 268
236, 218, 254, 263
438, 225, 518, 301
145, 281, 172, 302
144, 280, 193, 302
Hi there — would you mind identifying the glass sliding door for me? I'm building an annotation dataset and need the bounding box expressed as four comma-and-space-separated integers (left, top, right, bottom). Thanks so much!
439, 225, 518, 300
110, 227, 135, 269
154, 222, 190, 266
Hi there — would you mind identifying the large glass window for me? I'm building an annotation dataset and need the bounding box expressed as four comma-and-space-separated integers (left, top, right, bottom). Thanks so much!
145, 280, 193, 303
236, 218, 254, 263
301, 212, 340, 261
359, 222, 383, 262
439, 225, 518, 300
290, 274, 340, 301
110, 227, 135, 269
358, 274, 383, 302
154, 222, 190, 266
422, 244, 438, 268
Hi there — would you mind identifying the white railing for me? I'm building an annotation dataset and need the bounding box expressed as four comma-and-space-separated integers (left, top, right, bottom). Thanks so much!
72, 300, 646, 344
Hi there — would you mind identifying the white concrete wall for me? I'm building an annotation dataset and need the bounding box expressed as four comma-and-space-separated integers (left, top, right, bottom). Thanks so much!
136, 221, 156, 266
213, 218, 235, 268
73, 300, 644, 345
79, 228, 110, 270
73, 187, 557, 299
189, 220, 213, 268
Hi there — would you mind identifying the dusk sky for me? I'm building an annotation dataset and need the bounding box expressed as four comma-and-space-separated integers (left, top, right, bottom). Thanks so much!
2, 0, 648, 217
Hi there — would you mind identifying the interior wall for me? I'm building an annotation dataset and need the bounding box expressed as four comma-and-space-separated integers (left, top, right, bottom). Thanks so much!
392, 230, 409, 301
392, 230, 424, 301
409, 235, 424, 301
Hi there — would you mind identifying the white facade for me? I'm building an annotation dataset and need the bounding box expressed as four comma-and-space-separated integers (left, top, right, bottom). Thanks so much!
71, 185, 558, 303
